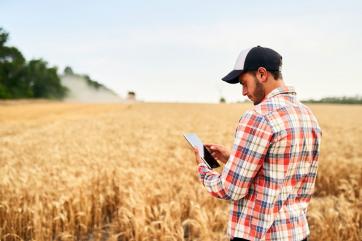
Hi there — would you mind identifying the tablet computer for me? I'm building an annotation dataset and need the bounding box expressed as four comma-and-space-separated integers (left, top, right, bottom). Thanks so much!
183, 133, 220, 169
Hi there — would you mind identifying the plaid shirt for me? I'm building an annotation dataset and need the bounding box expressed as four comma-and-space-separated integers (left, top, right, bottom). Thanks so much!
197, 85, 322, 241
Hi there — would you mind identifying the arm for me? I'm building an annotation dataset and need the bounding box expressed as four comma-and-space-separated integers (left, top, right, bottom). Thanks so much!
197, 110, 273, 201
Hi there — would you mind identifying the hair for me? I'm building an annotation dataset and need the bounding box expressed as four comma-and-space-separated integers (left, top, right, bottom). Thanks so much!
248, 59, 283, 80
268, 70, 283, 80
247, 69, 283, 80
270, 57, 283, 80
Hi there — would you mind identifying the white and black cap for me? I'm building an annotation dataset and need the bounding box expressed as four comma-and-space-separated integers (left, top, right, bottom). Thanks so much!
222, 45, 282, 84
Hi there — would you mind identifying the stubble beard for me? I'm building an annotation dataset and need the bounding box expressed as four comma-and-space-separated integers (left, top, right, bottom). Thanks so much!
252, 76, 265, 105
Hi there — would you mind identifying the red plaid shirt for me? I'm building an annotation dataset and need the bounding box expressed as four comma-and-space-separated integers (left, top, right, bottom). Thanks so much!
198, 85, 322, 241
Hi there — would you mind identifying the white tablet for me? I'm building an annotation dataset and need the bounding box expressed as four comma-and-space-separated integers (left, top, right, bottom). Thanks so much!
183, 133, 220, 169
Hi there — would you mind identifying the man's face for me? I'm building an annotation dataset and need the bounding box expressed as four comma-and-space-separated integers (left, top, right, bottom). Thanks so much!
239, 72, 266, 105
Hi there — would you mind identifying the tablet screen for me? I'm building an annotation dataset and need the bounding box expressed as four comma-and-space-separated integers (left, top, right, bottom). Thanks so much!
183, 133, 220, 169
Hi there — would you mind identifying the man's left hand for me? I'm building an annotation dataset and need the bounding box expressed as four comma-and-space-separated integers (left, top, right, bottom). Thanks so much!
193, 147, 203, 165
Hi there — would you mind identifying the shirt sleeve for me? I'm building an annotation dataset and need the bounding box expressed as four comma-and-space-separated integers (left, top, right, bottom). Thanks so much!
197, 110, 273, 201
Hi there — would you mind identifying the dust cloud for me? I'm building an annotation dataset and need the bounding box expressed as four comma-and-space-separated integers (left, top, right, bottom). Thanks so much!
60, 74, 125, 103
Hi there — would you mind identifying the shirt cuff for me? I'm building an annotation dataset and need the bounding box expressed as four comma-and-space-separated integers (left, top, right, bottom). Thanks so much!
197, 162, 211, 184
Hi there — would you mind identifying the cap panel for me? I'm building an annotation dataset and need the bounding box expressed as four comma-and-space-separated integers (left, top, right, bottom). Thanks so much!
233, 47, 253, 70
244, 46, 265, 70
244, 46, 282, 71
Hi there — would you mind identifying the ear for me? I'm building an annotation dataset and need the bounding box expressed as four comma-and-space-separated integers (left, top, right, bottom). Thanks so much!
257, 67, 268, 83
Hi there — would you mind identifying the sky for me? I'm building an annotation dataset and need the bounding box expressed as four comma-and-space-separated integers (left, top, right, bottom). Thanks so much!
1, 0, 361, 103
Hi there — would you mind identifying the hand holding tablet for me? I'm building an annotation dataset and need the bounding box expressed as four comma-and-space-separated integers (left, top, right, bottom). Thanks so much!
183, 133, 221, 169
204, 143, 230, 164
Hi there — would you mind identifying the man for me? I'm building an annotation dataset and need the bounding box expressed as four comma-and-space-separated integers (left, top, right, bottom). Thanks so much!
192, 46, 322, 241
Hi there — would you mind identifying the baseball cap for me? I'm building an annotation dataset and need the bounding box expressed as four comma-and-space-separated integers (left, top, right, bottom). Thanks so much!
222, 45, 282, 84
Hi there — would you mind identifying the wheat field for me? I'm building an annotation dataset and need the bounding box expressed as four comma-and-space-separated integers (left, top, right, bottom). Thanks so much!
0, 101, 361, 241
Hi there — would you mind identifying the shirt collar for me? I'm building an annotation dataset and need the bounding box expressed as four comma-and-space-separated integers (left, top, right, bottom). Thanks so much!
265, 85, 296, 99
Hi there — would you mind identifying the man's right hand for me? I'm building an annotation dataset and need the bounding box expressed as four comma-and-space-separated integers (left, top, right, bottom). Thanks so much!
204, 144, 231, 164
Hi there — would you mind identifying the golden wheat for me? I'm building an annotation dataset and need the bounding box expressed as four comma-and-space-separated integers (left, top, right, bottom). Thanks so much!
0, 101, 361, 241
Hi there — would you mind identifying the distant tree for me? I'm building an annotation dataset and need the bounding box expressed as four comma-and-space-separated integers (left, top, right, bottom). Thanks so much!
302, 95, 362, 104
25, 59, 68, 99
64, 66, 74, 75
0, 27, 68, 99
219, 97, 226, 103
0, 28, 28, 98
0, 27, 9, 46
1, 27, 117, 100
83, 74, 102, 89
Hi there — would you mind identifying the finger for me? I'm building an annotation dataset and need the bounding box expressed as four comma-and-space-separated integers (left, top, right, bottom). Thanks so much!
206, 145, 216, 151
210, 144, 223, 150
205, 143, 220, 146
193, 148, 202, 163
204, 144, 212, 151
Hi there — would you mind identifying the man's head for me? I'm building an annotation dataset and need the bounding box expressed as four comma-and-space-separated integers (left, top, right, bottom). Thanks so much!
238, 67, 283, 105
222, 46, 285, 105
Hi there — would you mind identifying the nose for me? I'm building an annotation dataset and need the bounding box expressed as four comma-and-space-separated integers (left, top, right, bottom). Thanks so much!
242, 85, 248, 96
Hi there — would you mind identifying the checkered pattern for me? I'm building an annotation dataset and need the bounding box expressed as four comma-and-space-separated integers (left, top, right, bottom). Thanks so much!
197, 86, 322, 241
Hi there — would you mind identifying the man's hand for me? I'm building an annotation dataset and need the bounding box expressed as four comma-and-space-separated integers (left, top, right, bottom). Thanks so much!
204, 144, 230, 164
192, 147, 203, 164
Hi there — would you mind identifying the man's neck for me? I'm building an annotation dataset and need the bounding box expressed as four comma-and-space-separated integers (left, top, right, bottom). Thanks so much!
264, 79, 286, 97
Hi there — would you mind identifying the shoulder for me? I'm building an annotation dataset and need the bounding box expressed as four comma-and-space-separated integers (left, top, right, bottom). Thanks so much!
237, 108, 273, 132
253, 96, 287, 116
240, 99, 276, 124
239, 97, 290, 133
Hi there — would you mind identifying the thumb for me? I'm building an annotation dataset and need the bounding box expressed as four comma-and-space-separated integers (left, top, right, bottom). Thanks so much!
205, 144, 215, 149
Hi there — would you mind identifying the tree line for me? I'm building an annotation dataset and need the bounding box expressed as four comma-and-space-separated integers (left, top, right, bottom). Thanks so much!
0, 27, 111, 100
0, 27, 68, 99
302, 96, 362, 104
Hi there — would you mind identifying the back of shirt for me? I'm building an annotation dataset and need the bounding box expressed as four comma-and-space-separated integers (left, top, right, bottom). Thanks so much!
253, 86, 322, 240
197, 85, 322, 241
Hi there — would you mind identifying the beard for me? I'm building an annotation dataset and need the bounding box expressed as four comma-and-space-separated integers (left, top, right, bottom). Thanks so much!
252, 75, 265, 105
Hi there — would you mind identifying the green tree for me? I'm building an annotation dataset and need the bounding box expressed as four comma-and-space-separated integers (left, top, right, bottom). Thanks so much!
64, 66, 74, 75
0, 28, 27, 98
0, 27, 68, 100
26, 59, 68, 99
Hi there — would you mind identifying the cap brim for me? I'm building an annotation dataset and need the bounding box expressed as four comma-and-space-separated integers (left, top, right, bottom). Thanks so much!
221, 69, 244, 84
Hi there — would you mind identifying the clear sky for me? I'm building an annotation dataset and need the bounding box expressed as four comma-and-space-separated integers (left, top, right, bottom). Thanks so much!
1, 0, 361, 103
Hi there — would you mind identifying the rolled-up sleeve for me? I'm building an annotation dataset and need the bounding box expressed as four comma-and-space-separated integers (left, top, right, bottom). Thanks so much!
197, 110, 273, 201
